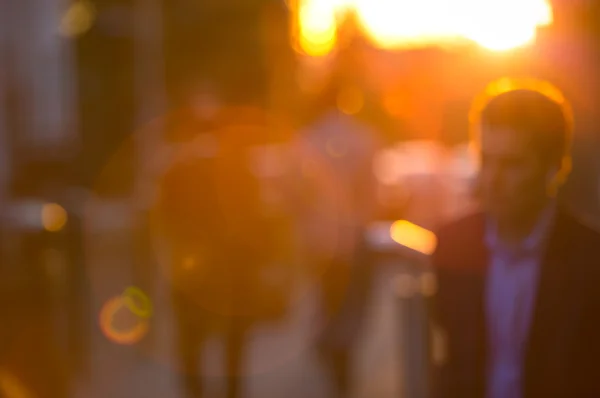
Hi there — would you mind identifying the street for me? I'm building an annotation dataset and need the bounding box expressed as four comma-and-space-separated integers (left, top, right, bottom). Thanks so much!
75, 199, 410, 398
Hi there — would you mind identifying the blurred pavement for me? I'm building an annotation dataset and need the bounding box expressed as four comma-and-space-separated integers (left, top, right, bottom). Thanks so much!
76, 199, 407, 398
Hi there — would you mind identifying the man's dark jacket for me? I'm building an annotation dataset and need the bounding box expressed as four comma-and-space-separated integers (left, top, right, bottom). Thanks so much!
432, 208, 600, 398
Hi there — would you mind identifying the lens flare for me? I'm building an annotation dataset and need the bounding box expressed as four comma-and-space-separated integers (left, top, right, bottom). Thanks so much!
100, 297, 149, 345
123, 286, 153, 319
99, 287, 152, 345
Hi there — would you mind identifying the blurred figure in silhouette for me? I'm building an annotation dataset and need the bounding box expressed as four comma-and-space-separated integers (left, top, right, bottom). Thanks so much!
156, 73, 291, 398
294, 52, 380, 397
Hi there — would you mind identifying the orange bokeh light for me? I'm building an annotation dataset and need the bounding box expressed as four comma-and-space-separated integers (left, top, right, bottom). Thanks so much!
297, 0, 340, 56
99, 296, 149, 345
41, 203, 68, 232
390, 220, 438, 255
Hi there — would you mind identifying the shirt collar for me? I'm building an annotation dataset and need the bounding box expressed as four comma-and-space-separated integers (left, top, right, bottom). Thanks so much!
485, 202, 556, 256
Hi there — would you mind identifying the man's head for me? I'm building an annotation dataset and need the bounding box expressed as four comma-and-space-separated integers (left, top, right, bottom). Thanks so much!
472, 85, 572, 223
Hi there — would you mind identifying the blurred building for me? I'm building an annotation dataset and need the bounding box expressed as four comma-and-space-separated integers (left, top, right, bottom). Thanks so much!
1, 0, 79, 191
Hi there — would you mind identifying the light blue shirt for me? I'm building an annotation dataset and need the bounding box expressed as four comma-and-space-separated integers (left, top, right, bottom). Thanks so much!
485, 205, 555, 398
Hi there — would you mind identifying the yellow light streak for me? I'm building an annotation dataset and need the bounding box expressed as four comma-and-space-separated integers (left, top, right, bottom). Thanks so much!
390, 220, 438, 255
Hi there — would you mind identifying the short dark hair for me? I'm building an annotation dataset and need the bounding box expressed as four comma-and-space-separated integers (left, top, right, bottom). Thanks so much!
479, 89, 572, 164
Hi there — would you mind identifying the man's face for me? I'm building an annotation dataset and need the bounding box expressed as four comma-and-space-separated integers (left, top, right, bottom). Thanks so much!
478, 126, 552, 222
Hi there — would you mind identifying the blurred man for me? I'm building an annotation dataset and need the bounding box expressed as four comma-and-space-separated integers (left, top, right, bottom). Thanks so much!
294, 63, 380, 397
432, 83, 600, 398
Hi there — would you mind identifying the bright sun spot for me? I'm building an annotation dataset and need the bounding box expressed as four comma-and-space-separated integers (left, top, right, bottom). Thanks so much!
296, 0, 553, 55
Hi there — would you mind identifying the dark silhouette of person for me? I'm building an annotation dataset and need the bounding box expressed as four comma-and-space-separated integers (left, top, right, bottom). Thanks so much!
294, 58, 380, 396
156, 94, 291, 397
